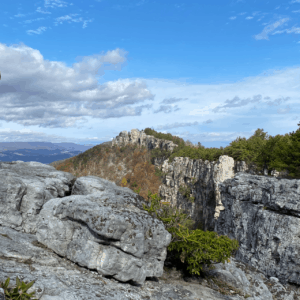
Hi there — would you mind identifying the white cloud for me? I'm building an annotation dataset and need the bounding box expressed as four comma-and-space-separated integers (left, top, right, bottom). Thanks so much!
0, 43, 154, 128
272, 26, 300, 35
254, 18, 289, 40
44, 0, 69, 8
20, 18, 45, 24
246, 16, 253, 20
26, 26, 47, 35
229, 16, 237, 20
36, 7, 51, 14
156, 121, 198, 130
54, 14, 93, 28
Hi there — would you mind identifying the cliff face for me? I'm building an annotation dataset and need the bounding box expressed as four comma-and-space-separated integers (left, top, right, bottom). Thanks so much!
111, 129, 289, 232
155, 155, 235, 231
215, 173, 300, 286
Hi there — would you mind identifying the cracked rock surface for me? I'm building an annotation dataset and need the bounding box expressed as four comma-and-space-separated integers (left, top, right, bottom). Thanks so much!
0, 161, 75, 233
0, 226, 241, 300
216, 172, 300, 286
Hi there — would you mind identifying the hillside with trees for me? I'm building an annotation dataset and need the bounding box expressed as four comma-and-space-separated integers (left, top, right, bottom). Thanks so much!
50, 124, 300, 199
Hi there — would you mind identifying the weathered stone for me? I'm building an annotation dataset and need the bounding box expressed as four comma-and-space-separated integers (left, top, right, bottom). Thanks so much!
112, 129, 178, 152
0, 225, 246, 299
155, 155, 235, 231
0, 161, 75, 233
215, 172, 300, 286
207, 257, 297, 300
36, 192, 171, 285
0, 161, 171, 285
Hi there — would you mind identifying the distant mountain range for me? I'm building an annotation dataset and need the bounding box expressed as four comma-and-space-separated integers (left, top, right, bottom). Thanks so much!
0, 142, 97, 165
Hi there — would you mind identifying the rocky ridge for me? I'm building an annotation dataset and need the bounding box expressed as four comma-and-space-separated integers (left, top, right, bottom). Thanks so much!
1, 128, 299, 299
112, 129, 178, 152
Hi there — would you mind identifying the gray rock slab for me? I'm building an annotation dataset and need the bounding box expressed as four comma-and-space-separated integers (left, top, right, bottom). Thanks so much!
216, 172, 300, 286
0, 225, 241, 300
71, 175, 149, 209
36, 193, 171, 285
0, 161, 75, 233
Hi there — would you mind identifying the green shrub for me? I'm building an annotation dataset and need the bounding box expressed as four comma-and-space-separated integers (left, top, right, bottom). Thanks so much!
0, 277, 37, 300
143, 192, 239, 275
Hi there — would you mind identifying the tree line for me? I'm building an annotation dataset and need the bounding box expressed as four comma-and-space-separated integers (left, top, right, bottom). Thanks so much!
144, 124, 300, 179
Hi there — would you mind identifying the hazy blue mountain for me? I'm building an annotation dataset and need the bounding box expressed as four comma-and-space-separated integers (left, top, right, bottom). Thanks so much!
0, 142, 97, 165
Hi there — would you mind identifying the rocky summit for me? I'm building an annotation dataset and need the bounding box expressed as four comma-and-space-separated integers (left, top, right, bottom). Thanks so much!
0, 159, 300, 299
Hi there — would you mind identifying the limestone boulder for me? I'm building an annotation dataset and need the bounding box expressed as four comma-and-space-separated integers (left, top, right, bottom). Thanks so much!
35, 175, 171, 285
215, 172, 300, 285
0, 161, 75, 233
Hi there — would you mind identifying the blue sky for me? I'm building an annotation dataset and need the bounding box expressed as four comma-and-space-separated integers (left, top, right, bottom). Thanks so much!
0, 0, 300, 148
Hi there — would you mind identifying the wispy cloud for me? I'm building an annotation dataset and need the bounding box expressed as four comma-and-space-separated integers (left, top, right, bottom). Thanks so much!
44, 0, 70, 8
156, 121, 198, 130
229, 16, 237, 20
14, 14, 26, 18
277, 105, 291, 114
266, 97, 290, 106
54, 14, 93, 28
26, 27, 47, 35
254, 18, 290, 40
212, 95, 262, 113
246, 16, 253, 20
0, 43, 154, 128
290, 0, 300, 3
203, 119, 213, 124
272, 26, 300, 35
36, 7, 52, 14
153, 105, 180, 114
19, 18, 45, 25
160, 97, 187, 104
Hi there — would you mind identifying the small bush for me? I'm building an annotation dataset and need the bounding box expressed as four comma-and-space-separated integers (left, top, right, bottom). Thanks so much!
0, 277, 37, 299
143, 192, 239, 275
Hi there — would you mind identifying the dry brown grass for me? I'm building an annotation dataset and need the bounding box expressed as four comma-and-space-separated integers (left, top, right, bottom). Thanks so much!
52, 143, 163, 200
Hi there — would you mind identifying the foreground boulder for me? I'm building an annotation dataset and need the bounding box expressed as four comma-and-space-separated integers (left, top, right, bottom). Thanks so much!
0, 161, 171, 285
215, 172, 300, 286
36, 192, 171, 284
0, 161, 75, 233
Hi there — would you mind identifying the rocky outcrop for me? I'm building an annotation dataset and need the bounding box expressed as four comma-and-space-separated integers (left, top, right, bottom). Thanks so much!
215, 172, 300, 286
112, 129, 178, 152
0, 159, 299, 298
155, 155, 235, 231
0, 161, 171, 285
